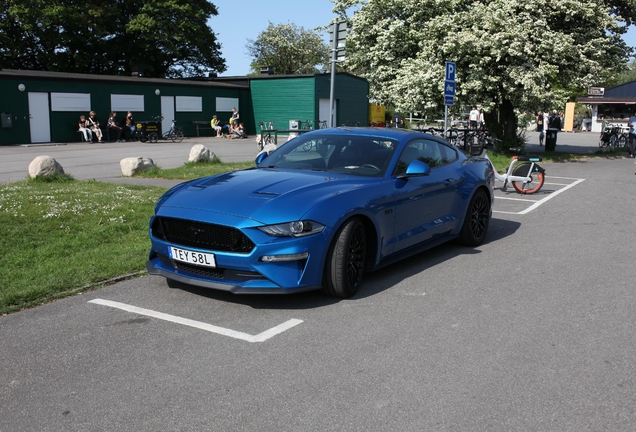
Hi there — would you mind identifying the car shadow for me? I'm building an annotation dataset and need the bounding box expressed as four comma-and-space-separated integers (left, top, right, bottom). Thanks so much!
167, 279, 337, 310
168, 217, 521, 309
352, 217, 521, 300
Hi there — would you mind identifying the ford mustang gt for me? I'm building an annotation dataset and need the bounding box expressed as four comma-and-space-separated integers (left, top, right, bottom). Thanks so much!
146, 127, 495, 298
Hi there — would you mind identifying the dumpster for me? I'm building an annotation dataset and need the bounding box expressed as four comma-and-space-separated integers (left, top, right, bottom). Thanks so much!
545, 128, 558, 151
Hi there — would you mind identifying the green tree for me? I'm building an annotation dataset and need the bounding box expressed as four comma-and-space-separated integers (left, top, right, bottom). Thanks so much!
332, 0, 633, 145
0, 0, 226, 78
246, 22, 329, 75
604, 59, 636, 87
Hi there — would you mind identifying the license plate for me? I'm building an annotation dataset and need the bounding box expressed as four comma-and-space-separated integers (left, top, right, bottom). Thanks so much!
169, 246, 216, 267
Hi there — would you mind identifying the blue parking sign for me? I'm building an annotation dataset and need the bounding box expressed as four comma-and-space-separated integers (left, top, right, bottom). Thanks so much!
445, 62, 456, 82
444, 80, 456, 97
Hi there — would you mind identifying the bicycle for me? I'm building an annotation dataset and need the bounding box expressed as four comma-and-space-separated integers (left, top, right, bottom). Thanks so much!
480, 142, 546, 194
257, 121, 276, 151
599, 123, 626, 149
145, 116, 183, 143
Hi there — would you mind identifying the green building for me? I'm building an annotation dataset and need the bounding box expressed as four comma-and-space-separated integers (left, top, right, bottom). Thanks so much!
0, 69, 369, 146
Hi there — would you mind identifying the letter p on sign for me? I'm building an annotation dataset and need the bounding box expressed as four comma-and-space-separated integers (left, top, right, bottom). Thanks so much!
445, 62, 456, 82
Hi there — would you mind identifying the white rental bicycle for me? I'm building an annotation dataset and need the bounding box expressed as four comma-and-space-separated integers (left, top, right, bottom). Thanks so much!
480, 143, 546, 194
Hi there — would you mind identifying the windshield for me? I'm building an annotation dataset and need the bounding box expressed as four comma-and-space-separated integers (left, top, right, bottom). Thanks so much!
257, 133, 398, 177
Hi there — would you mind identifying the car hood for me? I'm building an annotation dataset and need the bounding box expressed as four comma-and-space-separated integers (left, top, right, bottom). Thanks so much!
158, 168, 370, 224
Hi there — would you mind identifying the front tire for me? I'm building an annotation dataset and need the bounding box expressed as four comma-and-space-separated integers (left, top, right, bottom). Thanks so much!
322, 217, 366, 298
458, 189, 490, 246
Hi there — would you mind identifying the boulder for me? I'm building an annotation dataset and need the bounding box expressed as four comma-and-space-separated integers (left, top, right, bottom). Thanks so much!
120, 157, 155, 177
28, 156, 65, 178
188, 144, 214, 163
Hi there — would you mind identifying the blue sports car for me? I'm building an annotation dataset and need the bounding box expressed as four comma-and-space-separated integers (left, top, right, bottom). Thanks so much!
146, 127, 495, 298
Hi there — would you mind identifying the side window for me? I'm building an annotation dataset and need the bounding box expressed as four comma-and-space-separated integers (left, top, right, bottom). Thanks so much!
438, 143, 458, 165
394, 139, 456, 175
394, 141, 423, 175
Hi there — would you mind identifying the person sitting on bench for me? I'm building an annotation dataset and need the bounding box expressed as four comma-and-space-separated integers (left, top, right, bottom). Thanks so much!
211, 115, 222, 137
86, 111, 103, 143
78, 115, 93, 142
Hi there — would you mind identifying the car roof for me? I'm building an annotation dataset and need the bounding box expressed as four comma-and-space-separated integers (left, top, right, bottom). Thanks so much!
309, 127, 429, 142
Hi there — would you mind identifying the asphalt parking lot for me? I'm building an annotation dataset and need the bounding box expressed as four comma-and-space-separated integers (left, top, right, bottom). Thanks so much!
2, 131, 636, 430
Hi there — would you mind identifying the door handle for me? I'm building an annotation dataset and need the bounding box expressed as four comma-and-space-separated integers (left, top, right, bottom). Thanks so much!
443, 178, 454, 186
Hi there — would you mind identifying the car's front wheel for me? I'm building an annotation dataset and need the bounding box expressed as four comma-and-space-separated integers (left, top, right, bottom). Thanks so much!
457, 189, 490, 246
322, 217, 366, 298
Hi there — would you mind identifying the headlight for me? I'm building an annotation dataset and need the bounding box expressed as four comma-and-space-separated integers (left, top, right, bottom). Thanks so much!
258, 220, 325, 237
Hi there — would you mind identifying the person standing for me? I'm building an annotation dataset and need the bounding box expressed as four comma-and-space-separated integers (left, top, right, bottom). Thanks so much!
628, 110, 636, 158
549, 110, 561, 130
469, 106, 480, 129
231, 107, 239, 125
391, 112, 403, 128
479, 109, 485, 129
536, 110, 545, 146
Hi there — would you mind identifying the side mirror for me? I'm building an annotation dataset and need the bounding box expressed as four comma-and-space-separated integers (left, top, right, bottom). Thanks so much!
255, 152, 268, 165
398, 159, 431, 179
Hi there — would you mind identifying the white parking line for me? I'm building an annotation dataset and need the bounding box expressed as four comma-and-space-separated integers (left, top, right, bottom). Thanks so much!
89, 298, 303, 343
494, 177, 585, 215
497, 196, 537, 203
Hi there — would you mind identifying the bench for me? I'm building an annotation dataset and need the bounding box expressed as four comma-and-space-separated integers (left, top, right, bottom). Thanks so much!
76, 124, 107, 142
193, 121, 217, 137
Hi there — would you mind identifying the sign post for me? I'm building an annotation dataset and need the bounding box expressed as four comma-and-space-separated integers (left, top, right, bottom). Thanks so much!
328, 20, 347, 128
444, 61, 456, 137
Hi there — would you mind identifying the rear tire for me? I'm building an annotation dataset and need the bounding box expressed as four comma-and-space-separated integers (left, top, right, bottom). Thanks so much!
511, 163, 545, 194
458, 189, 490, 246
322, 217, 366, 298
148, 132, 158, 143
173, 130, 184, 143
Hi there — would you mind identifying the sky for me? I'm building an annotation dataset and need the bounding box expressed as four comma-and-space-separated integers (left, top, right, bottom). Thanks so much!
208, 0, 636, 77
209, 0, 338, 77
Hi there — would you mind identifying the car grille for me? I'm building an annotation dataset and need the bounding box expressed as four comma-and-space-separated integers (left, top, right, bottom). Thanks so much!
175, 261, 226, 279
158, 253, 264, 281
152, 216, 255, 253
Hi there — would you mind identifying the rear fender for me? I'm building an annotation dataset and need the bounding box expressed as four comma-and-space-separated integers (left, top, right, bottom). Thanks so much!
514, 162, 545, 177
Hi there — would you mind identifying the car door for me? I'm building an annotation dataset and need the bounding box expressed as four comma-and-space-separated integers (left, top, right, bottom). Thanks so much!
390, 138, 462, 253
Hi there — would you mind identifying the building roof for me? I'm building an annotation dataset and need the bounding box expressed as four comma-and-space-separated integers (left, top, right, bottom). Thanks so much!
198, 71, 367, 86
576, 80, 636, 104
0, 69, 248, 89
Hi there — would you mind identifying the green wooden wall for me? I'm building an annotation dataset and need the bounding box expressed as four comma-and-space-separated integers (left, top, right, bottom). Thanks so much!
0, 71, 370, 145
0, 73, 243, 145
315, 74, 369, 127
250, 77, 316, 133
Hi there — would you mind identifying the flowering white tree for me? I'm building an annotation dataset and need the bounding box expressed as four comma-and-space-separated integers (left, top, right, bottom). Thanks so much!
332, 0, 633, 142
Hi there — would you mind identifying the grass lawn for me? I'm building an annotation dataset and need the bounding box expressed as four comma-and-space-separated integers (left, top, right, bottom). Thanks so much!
0, 160, 251, 314
0, 151, 623, 314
